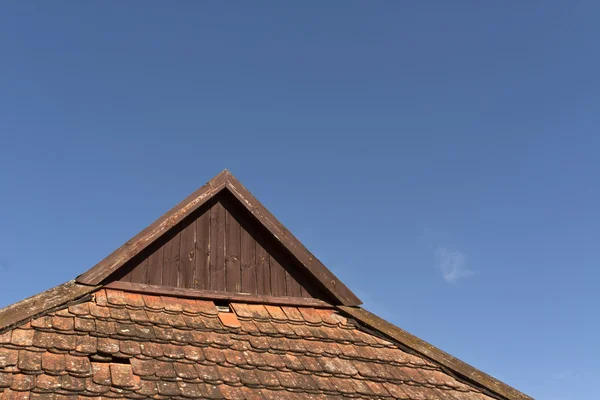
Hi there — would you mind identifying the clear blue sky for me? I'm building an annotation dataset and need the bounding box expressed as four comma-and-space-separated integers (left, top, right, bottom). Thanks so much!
1, 2, 597, 399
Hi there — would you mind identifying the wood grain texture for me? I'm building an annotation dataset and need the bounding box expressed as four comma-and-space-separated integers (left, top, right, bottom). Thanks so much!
179, 219, 196, 288
255, 239, 271, 295
225, 204, 241, 293
210, 201, 226, 291
130, 257, 147, 284
146, 246, 163, 286
162, 231, 181, 287
269, 254, 286, 297
240, 226, 256, 294
195, 210, 210, 290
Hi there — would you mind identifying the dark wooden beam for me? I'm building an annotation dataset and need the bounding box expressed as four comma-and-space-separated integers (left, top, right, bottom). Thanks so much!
105, 281, 333, 308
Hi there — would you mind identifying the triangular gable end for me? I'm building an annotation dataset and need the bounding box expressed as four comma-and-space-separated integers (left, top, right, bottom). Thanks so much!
76, 170, 362, 306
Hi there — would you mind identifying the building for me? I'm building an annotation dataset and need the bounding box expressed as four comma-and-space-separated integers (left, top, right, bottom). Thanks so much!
0, 171, 531, 399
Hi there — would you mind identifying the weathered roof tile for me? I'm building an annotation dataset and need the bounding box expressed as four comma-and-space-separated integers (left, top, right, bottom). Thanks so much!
35, 374, 61, 391
60, 374, 86, 392
67, 303, 90, 316
109, 363, 136, 389
0, 372, 12, 389
91, 363, 111, 386
73, 317, 95, 333
17, 351, 41, 372
173, 362, 198, 379
41, 353, 65, 375
10, 375, 35, 392
65, 355, 92, 377
9, 330, 33, 347
1, 388, 30, 400
74, 336, 97, 355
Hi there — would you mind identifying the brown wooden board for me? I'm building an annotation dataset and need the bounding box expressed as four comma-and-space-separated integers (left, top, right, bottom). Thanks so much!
146, 246, 163, 285
130, 257, 147, 284
195, 209, 210, 290
210, 200, 226, 291
285, 269, 302, 297
225, 202, 241, 293
179, 218, 196, 288
162, 230, 181, 287
255, 237, 271, 295
269, 254, 286, 297
240, 225, 256, 294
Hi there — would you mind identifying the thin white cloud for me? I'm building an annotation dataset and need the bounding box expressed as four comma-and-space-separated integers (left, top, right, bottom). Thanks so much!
435, 247, 475, 282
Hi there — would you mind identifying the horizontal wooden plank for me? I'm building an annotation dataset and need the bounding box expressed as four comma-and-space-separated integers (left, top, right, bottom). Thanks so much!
105, 281, 332, 308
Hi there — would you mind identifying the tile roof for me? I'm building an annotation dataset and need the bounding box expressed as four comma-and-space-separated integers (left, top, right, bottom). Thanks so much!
0, 289, 499, 400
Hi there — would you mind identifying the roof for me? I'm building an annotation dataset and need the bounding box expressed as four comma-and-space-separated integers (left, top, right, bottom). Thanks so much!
1, 288, 503, 400
0, 170, 532, 400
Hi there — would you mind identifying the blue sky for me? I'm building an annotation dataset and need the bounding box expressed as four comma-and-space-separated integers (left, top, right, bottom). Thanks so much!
1, 2, 598, 398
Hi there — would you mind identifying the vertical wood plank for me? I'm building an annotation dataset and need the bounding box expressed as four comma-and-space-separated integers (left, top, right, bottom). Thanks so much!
210, 201, 226, 291
300, 285, 309, 298
270, 254, 286, 297
225, 207, 242, 293
195, 209, 210, 290
162, 232, 181, 287
121, 267, 133, 282
255, 237, 271, 295
240, 225, 257, 294
179, 219, 196, 288
146, 247, 163, 285
130, 258, 148, 284
285, 269, 303, 297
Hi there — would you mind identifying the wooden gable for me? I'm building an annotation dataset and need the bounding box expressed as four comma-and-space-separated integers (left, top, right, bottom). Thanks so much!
112, 191, 323, 299
77, 170, 361, 306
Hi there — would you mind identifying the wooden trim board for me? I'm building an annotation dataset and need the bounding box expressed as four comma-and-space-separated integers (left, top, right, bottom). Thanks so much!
105, 281, 333, 308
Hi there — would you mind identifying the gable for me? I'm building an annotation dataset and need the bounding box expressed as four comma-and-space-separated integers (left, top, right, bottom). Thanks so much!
76, 170, 360, 306
111, 191, 328, 301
